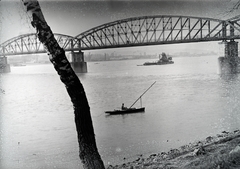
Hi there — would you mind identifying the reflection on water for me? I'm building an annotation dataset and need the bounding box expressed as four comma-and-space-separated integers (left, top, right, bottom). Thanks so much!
1, 56, 240, 169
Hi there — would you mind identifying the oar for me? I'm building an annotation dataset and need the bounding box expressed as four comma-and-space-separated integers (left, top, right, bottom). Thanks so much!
129, 81, 156, 108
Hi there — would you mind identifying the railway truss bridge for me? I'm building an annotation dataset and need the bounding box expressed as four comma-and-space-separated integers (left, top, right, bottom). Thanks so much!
1, 15, 240, 72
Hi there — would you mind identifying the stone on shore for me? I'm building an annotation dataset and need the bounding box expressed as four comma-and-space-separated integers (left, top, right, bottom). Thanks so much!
107, 130, 240, 169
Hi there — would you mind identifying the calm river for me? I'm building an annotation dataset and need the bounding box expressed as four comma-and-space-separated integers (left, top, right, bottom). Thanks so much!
1, 56, 240, 169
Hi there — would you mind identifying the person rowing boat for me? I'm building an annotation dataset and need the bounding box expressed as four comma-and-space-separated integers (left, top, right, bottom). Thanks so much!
121, 103, 128, 110
105, 81, 156, 115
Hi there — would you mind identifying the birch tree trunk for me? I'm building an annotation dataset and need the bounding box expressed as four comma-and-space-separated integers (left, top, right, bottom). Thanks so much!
21, 1, 105, 168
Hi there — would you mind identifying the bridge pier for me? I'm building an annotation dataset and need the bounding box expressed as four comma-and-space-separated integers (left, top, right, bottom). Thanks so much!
70, 51, 87, 73
218, 40, 240, 73
0, 56, 11, 73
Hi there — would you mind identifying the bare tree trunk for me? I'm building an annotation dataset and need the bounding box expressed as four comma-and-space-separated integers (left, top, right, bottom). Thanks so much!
21, 1, 105, 168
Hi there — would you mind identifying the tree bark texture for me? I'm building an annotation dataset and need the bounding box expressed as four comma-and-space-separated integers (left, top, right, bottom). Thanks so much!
21, 1, 105, 168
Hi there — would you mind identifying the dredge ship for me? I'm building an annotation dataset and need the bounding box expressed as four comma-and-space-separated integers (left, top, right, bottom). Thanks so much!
143, 52, 174, 66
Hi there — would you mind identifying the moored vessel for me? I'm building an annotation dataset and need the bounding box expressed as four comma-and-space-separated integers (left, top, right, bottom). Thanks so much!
143, 52, 174, 66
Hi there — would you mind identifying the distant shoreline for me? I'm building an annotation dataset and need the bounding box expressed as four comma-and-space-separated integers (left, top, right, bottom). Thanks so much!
9, 54, 219, 66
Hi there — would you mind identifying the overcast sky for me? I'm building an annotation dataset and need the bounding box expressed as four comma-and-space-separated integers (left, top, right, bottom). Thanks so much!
1, 0, 240, 54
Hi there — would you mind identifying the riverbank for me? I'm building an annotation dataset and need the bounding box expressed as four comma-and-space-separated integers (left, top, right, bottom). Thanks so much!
107, 130, 240, 169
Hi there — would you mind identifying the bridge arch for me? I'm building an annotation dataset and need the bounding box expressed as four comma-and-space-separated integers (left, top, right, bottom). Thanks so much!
0, 33, 80, 56
75, 15, 239, 50
1, 15, 240, 56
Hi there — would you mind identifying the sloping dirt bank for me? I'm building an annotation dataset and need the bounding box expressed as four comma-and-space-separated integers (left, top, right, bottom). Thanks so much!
107, 130, 240, 169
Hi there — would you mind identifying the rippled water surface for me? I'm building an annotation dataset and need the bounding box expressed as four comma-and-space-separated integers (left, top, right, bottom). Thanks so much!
1, 56, 240, 169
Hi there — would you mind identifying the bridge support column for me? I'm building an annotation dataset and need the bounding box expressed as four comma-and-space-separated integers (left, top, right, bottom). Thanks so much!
0, 56, 11, 73
70, 51, 87, 73
218, 40, 240, 73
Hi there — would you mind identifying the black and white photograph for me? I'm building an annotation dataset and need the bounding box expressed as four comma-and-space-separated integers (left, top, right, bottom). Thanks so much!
1, 0, 240, 168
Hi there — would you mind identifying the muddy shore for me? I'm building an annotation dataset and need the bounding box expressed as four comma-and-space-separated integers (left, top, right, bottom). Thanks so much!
107, 130, 240, 169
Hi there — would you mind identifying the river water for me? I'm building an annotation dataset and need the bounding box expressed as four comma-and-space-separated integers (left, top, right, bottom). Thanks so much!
1, 56, 240, 169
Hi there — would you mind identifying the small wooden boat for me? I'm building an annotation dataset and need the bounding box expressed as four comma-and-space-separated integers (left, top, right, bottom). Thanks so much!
105, 107, 145, 115
105, 81, 156, 115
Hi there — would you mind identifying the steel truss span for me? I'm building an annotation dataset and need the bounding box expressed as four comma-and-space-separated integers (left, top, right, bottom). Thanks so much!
0, 33, 80, 56
2, 15, 240, 56
76, 15, 240, 50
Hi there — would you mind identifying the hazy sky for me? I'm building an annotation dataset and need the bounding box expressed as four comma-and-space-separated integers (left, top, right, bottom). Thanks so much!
1, 0, 240, 54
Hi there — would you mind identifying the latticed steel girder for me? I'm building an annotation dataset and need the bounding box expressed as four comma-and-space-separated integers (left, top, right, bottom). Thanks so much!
0, 33, 80, 56
225, 15, 240, 40
2, 15, 240, 56
75, 15, 240, 50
